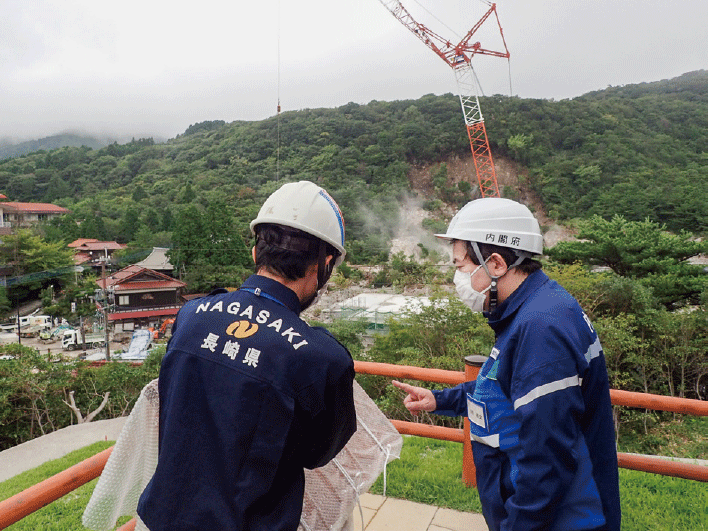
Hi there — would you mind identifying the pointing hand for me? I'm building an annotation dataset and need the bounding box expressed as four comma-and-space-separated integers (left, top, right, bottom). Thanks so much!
392, 380, 437, 416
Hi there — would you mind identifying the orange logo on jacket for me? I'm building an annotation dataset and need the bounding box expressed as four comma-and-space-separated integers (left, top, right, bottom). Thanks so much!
226, 320, 259, 338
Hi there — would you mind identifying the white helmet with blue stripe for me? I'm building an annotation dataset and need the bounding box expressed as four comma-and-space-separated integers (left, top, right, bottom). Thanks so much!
250, 181, 346, 265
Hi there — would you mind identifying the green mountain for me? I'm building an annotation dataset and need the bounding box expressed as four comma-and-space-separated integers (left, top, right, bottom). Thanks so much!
0, 70, 705, 266
488, 70, 708, 231
0, 133, 112, 161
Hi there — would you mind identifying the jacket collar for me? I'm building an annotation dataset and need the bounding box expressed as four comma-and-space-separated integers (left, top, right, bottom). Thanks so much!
239, 274, 303, 314
486, 269, 549, 334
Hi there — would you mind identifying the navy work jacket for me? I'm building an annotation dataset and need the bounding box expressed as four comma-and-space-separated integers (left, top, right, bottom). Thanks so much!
137, 275, 357, 531
433, 270, 621, 531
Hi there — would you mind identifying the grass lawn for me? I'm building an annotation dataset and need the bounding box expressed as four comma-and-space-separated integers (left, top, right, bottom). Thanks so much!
0, 441, 131, 531
371, 435, 708, 531
1, 435, 707, 530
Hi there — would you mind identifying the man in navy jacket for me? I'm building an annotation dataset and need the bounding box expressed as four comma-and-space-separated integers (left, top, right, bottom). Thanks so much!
138, 181, 357, 530
394, 198, 620, 531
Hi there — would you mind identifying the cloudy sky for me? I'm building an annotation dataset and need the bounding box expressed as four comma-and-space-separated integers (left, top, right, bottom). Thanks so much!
2, 0, 705, 141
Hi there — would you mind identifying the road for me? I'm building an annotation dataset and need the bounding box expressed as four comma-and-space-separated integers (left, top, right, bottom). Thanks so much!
0, 332, 128, 361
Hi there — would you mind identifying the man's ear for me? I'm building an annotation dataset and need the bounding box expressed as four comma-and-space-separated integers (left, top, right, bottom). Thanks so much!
251, 246, 257, 264
326, 255, 336, 277
487, 253, 508, 277
311, 255, 334, 275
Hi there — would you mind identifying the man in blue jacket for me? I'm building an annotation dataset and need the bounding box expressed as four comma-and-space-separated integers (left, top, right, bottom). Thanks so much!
393, 198, 621, 531
137, 181, 357, 531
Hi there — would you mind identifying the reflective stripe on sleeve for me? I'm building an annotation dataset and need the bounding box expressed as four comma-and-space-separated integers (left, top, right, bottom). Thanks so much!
471, 432, 500, 448
585, 337, 603, 363
513, 375, 581, 410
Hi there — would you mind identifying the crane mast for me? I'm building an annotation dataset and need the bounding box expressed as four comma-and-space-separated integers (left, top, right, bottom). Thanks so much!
377, 1, 509, 197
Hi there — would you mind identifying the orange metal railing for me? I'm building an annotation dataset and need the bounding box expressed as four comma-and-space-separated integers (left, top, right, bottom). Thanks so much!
1, 359, 707, 529
0, 447, 113, 529
355, 357, 482, 486
355, 359, 708, 485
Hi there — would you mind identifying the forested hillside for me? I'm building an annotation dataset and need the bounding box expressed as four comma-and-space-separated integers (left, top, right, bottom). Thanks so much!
0, 70, 706, 273
489, 70, 708, 231
1, 73, 708, 449
0, 134, 111, 161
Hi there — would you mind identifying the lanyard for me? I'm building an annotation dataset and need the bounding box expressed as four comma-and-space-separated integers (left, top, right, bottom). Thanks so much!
239, 287, 288, 309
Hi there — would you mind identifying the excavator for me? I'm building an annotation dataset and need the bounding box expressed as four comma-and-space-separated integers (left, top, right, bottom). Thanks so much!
151, 318, 175, 340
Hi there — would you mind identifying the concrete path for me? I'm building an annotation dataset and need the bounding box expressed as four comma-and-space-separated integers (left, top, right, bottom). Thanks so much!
0, 418, 490, 530
354, 493, 488, 531
0, 417, 128, 483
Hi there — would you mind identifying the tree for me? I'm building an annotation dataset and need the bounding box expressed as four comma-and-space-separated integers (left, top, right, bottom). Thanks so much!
0, 230, 75, 279
0, 286, 11, 316
0, 230, 75, 306
118, 205, 141, 243
43, 275, 99, 321
43, 213, 80, 243
168, 205, 204, 272
168, 202, 251, 286
547, 215, 708, 308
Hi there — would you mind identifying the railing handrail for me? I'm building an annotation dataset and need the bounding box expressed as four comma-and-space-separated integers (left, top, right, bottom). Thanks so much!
1, 360, 706, 529
610, 389, 708, 416
354, 360, 708, 485
0, 447, 113, 529
354, 360, 466, 385
354, 361, 708, 416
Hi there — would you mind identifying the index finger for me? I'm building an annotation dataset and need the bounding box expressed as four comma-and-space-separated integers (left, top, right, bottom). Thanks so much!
392, 380, 415, 394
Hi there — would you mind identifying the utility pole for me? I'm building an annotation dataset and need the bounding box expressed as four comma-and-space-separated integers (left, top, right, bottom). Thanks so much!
14, 235, 21, 346
101, 254, 111, 361
80, 315, 86, 354
16, 298, 21, 346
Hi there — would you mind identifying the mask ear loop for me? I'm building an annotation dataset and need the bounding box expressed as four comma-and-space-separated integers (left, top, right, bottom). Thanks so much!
469, 242, 532, 312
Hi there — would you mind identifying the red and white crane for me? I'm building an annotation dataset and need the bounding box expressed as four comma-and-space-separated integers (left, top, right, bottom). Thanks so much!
377, 0, 510, 197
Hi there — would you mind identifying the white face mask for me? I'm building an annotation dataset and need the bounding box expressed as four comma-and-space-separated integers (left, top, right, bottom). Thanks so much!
454, 265, 492, 312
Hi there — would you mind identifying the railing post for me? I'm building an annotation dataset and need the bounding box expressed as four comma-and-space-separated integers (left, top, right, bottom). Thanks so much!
462, 355, 487, 487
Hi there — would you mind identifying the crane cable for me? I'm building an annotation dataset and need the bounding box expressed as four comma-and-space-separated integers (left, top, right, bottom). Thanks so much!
276, 0, 281, 181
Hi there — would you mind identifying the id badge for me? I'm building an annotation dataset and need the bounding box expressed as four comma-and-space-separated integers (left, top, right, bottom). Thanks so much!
466, 392, 488, 430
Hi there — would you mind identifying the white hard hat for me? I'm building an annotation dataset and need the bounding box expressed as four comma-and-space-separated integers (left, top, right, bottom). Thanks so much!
250, 181, 346, 265
436, 197, 543, 255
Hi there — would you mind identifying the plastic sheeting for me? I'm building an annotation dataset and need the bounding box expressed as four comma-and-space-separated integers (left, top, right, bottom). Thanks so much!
82, 379, 158, 531
83, 379, 402, 531
299, 380, 402, 531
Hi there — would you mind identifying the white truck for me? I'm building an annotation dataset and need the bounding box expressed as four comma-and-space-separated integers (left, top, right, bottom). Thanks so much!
62, 329, 106, 351
1, 314, 53, 336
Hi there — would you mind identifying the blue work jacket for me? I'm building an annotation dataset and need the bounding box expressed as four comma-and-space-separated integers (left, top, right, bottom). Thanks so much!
137, 275, 357, 531
433, 270, 621, 531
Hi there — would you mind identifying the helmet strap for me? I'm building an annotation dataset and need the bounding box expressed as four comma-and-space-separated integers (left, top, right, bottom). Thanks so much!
316, 241, 332, 291
470, 242, 500, 312
508, 251, 531, 269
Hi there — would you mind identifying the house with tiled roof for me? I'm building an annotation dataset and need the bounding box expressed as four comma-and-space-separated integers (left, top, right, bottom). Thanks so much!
68, 238, 127, 273
0, 201, 70, 233
68, 238, 100, 248
96, 265, 186, 333
134, 247, 175, 277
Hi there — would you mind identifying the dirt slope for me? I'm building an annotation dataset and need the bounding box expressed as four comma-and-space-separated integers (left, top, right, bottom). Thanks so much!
405, 154, 574, 248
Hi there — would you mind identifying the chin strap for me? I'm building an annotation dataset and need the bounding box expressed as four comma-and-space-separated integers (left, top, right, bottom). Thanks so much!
489, 278, 499, 310
470, 242, 532, 312
469, 242, 498, 311
316, 241, 333, 291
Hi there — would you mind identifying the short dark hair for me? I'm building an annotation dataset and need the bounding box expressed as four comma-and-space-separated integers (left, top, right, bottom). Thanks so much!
465, 241, 542, 275
254, 223, 339, 281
